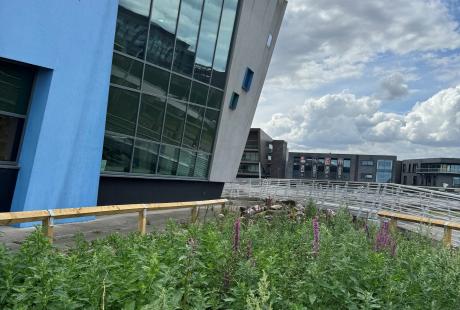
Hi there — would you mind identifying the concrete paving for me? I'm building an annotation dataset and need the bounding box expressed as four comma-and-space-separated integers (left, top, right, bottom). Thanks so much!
0, 206, 223, 251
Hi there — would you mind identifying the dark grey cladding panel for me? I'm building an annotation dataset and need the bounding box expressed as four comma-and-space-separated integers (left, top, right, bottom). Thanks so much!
98, 175, 224, 205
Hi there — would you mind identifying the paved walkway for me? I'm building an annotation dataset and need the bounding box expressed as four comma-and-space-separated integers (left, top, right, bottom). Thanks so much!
0, 206, 222, 251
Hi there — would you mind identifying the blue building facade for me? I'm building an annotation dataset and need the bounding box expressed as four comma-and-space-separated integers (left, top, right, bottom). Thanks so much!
0, 1, 118, 213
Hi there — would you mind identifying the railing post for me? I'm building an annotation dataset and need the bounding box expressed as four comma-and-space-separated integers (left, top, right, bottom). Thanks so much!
138, 207, 147, 235
443, 227, 452, 247
43, 210, 55, 243
344, 182, 349, 207
389, 218, 397, 232
191, 206, 198, 223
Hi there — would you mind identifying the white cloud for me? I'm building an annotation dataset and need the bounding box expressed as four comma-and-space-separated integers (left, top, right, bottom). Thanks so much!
402, 86, 460, 146
378, 72, 410, 100
265, 86, 460, 159
268, 0, 460, 91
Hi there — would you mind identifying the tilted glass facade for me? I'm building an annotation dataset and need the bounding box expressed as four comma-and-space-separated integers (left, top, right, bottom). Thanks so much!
102, 0, 238, 179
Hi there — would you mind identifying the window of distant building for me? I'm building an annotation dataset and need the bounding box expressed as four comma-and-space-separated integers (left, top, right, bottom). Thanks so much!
361, 173, 373, 180
413, 176, 417, 185
361, 160, 374, 166
376, 160, 393, 183
453, 177, 460, 188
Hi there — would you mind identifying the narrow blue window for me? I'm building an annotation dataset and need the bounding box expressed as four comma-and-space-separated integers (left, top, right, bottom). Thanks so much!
242, 68, 254, 91
229, 92, 239, 110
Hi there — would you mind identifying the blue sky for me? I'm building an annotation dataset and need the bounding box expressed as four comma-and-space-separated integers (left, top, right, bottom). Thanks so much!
254, 0, 460, 159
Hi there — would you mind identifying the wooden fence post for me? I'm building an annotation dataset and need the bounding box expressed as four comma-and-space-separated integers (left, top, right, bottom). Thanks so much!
389, 218, 397, 232
43, 211, 54, 243
443, 227, 452, 247
138, 208, 147, 235
191, 206, 198, 223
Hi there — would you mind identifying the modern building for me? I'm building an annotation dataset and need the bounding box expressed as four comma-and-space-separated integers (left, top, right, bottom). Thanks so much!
0, 0, 286, 214
400, 158, 460, 188
287, 152, 398, 183
237, 128, 288, 178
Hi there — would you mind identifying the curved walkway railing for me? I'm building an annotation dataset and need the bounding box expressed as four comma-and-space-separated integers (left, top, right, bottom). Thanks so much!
223, 179, 460, 223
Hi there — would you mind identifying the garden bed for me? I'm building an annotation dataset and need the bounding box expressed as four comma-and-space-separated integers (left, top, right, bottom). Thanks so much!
1, 205, 459, 309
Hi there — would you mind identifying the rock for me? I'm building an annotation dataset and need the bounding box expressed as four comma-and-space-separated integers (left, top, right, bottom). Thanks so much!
270, 204, 283, 210
295, 204, 305, 211
218, 213, 225, 219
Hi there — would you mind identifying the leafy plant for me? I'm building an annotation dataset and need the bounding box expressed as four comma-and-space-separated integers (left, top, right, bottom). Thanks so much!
0, 206, 459, 309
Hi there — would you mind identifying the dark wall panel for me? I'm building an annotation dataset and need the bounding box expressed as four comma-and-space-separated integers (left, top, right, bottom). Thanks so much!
0, 168, 18, 212
98, 176, 224, 205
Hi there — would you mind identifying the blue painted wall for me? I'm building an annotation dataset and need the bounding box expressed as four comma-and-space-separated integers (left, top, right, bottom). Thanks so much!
0, 0, 118, 216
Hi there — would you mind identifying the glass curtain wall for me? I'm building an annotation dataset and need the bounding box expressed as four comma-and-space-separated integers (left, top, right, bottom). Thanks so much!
103, 0, 239, 179
376, 160, 393, 183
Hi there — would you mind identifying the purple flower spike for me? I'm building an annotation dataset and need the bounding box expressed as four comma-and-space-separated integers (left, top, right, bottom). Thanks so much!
312, 217, 320, 256
374, 220, 397, 257
233, 217, 241, 252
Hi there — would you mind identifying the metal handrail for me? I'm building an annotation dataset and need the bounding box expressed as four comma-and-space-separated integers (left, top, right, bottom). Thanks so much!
223, 179, 460, 223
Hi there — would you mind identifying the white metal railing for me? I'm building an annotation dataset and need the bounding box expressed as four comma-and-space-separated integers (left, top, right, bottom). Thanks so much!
223, 179, 460, 222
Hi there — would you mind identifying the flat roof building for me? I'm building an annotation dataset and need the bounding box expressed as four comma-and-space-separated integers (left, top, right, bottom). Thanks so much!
237, 128, 288, 178
287, 152, 398, 183
401, 158, 460, 188
0, 0, 286, 214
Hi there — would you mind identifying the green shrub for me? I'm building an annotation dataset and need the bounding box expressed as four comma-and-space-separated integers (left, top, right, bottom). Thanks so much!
0, 208, 459, 309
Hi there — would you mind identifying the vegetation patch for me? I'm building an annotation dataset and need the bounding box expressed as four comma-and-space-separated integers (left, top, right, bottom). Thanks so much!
1, 206, 459, 309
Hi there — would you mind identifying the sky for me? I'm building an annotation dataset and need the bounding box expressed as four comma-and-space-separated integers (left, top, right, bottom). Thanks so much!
253, 0, 460, 160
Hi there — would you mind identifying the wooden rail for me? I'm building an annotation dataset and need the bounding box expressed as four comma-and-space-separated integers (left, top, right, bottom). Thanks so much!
0, 199, 227, 243
378, 210, 460, 247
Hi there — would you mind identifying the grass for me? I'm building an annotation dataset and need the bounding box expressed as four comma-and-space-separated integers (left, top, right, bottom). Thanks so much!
0, 205, 459, 309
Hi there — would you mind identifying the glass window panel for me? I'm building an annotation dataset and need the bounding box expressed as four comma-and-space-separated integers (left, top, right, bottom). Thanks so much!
169, 74, 191, 101
207, 88, 223, 109
114, 0, 150, 59
199, 108, 219, 153
193, 0, 223, 83
177, 149, 196, 177
147, 0, 180, 69
162, 99, 186, 146
377, 160, 393, 170
158, 144, 180, 175
172, 0, 204, 76
183, 104, 204, 149
189, 81, 208, 106
194, 152, 209, 178
102, 134, 133, 173
376, 171, 392, 183
142, 65, 170, 97
211, 0, 238, 89
0, 60, 34, 115
106, 87, 140, 136
110, 53, 143, 89
137, 94, 165, 142
132, 139, 159, 174
0, 115, 24, 162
